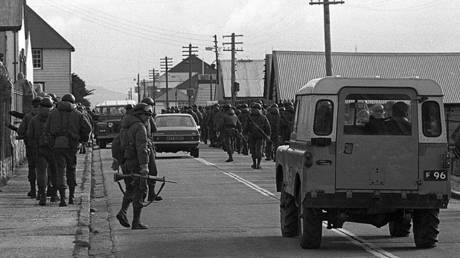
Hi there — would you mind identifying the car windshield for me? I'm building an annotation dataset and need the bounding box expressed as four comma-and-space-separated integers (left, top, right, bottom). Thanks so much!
155, 116, 195, 127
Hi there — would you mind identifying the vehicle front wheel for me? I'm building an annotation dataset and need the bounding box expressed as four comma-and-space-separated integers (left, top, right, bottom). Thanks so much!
413, 209, 439, 248
298, 195, 322, 249
280, 188, 298, 237
191, 148, 199, 158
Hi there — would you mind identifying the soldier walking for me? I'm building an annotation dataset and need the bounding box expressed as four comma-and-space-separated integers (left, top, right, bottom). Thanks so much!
265, 104, 280, 161
17, 97, 42, 198
238, 104, 250, 155
220, 104, 242, 162
26, 98, 56, 205
45, 94, 91, 207
244, 103, 271, 169
115, 103, 154, 229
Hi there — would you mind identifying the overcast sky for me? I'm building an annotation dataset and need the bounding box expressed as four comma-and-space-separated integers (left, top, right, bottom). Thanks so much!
27, 0, 460, 95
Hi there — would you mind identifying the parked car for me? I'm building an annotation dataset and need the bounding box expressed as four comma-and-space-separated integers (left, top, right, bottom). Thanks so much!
153, 113, 200, 157
93, 100, 136, 148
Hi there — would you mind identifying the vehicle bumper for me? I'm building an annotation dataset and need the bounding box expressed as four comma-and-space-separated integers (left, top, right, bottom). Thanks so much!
303, 192, 449, 209
154, 141, 199, 152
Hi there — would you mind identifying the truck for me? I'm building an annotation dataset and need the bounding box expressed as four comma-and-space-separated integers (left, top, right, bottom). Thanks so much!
93, 100, 136, 148
275, 77, 450, 249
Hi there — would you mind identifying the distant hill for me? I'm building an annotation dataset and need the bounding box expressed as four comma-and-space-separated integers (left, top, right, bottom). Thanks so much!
85, 86, 135, 107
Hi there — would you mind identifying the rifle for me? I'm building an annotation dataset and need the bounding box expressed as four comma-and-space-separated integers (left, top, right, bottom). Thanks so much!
9, 111, 24, 119
114, 172, 176, 207
5, 123, 19, 132
247, 115, 272, 143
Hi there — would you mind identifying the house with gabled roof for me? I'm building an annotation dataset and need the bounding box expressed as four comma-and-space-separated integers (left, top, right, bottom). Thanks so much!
268, 50, 460, 142
25, 5, 74, 97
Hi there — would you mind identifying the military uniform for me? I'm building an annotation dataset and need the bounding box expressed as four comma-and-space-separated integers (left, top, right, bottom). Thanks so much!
244, 104, 271, 169
45, 95, 91, 207
265, 105, 280, 161
238, 106, 250, 155
17, 97, 41, 198
220, 106, 242, 162
27, 98, 56, 205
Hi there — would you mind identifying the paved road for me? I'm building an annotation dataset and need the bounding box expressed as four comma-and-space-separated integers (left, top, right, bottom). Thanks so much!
91, 144, 460, 258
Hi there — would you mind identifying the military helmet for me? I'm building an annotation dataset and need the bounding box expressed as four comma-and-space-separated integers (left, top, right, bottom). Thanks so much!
133, 103, 153, 116
222, 103, 231, 110
251, 103, 262, 110
32, 97, 43, 107
40, 97, 53, 108
141, 97, 155, 106
241, 103, 249, 109
62, 93, 76, 103
125, 104, 134, 111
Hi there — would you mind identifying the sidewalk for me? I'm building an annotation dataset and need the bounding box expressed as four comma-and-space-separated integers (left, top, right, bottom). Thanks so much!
0, 148, 91, 258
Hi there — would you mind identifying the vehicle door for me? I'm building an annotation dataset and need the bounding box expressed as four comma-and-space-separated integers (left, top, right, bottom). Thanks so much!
336, 87, 419, 190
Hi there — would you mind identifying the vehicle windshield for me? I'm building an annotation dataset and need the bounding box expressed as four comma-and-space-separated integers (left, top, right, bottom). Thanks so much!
155, 116, 195, 127
95, 106, 127, 116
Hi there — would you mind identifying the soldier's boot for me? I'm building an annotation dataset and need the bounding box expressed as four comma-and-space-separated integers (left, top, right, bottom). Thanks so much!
68, 186, 75, 205
251, 158, 257, 169
131, 207, 148, 230
256, 158, 262, 169
50, 187, 59, 202
116, 197, 131, 228
38, 187, 46, 206
59, 188, 67, 207
27, 182, 36, 198
225, 153, 233, 162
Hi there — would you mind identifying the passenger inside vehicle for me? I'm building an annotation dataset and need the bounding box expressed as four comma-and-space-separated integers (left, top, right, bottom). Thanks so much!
385, 102, 411, 135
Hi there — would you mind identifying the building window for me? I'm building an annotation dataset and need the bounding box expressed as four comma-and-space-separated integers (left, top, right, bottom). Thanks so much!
32, 49, 42, 69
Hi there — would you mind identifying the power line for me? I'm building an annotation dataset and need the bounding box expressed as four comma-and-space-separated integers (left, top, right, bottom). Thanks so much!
223, 33, 243, 105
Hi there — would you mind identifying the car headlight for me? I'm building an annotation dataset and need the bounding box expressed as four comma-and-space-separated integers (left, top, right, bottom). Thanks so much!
107, 122, 113, 128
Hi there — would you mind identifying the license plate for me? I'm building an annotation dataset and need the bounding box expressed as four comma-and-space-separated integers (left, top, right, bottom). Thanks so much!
166, 136, 184, 141
423, 170, 447, 181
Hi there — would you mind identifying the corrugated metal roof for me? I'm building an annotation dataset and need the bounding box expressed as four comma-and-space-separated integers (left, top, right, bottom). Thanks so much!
25, 5, 74, 51
220, 59, 265, 98
273, 51, 460, 104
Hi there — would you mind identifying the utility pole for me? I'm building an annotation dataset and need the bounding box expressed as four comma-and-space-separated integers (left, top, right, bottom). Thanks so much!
223, 33, 243, 106
309, 0, 344, 76
213, 35, 219, 101
160, 57, 173, 109
149, 68, 159, 113
142, 79, 146, 99
182, 43, 198, 106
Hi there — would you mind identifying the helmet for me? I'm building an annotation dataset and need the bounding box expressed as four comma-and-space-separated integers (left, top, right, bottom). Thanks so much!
62, 93, 75, 103
133, 103, 153, 116
125, 104, 134, 111
251, 103, 262, 110
241, 103, 248, 109
271, 103, 278, 108
40, 97, 53, 108
222, 103, 231, 110
32, 97, 43, 107
141, 97, 155, 106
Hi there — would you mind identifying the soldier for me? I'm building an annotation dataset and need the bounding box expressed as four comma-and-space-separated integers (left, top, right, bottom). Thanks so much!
220, 104, 242, 162
27, 97, 56, 205
17, 96, 42, 198
116, 103, 154, 229
238, 104, 250, 155
244, 103, 271, 169
45, 94, 92, 207
265, 104, 280, 161
141, 97, 162, 201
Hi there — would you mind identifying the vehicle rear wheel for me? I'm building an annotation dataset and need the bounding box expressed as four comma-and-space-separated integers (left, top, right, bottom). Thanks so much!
298, 195, 322, 249
280, 188, 298, 237
389, 210, 411, 237
191, 148, 199, 158
413, 209, 439, 248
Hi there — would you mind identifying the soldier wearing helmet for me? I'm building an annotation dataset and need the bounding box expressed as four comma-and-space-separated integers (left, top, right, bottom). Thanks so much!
265, 103, 280, 161
17, 96, 42, 199
26, 97, 57, 205
220, 104, 241, 162
243, 103, 271, 169
45, 93, 92, 207
237, 103, 250, 155
113, 103, 154, 229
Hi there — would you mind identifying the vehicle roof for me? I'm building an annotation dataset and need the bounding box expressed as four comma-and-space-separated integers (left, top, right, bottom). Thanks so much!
155, 113, 194, 118
95, 100, 136, 107
297, 77, 443, 96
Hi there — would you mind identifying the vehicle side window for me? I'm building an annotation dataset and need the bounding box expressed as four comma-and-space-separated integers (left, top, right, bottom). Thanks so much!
422, 101, 441, 137
314, 100, 333, 136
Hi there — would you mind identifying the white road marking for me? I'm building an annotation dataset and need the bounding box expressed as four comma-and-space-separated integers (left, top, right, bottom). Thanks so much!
195, 157, 400, 258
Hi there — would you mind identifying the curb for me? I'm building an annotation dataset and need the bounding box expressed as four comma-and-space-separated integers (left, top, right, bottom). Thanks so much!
74, 148, 93, 258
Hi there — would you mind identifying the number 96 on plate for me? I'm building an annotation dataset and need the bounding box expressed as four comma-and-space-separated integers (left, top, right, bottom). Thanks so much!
423, 170, 448, 181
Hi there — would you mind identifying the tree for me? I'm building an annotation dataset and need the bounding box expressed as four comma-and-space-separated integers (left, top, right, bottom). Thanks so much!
72, 73, 94, 106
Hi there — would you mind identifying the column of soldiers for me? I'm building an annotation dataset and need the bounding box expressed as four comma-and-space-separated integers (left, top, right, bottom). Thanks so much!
197, 101, 295, 169
17, 93, 92, 206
